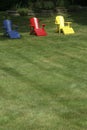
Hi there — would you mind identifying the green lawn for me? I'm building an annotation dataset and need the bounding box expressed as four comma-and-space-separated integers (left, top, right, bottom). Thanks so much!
0, 11, 87, 130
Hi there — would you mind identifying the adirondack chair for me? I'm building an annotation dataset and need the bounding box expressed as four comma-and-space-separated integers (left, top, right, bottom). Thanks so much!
29, 17, 47, 36
3, 19, 20, 39
55, 16, 75, 35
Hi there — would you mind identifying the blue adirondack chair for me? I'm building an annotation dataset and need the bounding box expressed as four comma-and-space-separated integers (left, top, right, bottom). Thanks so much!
3, 19, 20, 39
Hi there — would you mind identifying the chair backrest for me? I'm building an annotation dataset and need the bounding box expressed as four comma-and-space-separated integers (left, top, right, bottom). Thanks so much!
55, 16, 65, 29
3, 19, 12, 32
30, 17, 40, 29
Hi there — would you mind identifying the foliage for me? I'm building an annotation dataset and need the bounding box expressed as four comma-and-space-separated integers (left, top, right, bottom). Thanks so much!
0, 0, 87, 11
34, 1, 54, 10
43, 1, 54, 10
0, 0, 17, 10
57, 0, 70, 7
17, 8, 29, 16
34, 0, 43, 9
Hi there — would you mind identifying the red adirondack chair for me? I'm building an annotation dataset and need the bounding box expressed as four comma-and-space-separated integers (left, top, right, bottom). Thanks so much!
29, 17, 47, 36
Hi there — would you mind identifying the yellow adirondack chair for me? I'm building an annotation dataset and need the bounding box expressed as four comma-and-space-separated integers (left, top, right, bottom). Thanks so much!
55, 16, 75, 35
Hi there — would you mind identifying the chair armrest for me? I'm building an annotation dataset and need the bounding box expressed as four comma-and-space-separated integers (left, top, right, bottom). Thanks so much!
42, 24, 46, 28
64, 22, 72, 27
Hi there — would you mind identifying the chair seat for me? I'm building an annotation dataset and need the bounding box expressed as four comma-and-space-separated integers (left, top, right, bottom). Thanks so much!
8, 31, 20, 38
62, 27, 75, 35
34, 28, 47, 36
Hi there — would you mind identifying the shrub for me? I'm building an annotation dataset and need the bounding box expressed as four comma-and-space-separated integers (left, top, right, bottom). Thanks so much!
43, 1, 54, 10
17, 8, 29, 16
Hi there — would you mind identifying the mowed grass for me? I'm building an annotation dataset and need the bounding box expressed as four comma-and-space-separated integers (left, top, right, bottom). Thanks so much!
0, 11, 87, 130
